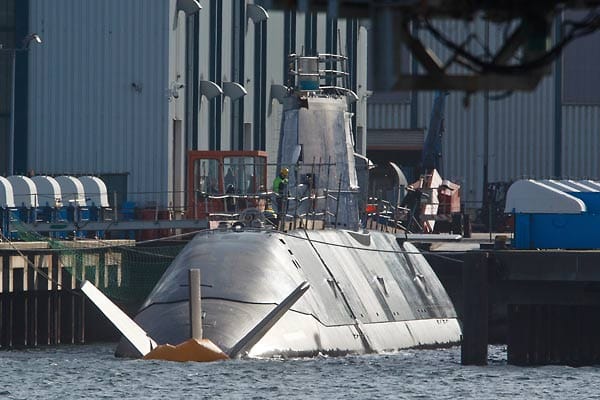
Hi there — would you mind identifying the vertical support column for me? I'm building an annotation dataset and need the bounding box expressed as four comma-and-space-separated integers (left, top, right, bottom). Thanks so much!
27, 254, 36, 347
52, 252, 60, 345
36, 255, 49, 346
99, 251, 106, 288
60, 257, 75, 345
189, 268, 202, 340
461, 251, 489, 365
7, 255, 13, 347
1, 255, 8, 347
78, 294, 85, 344
507, 303, 533, 365
22, 256, 29, 346
12, 255, 24, 347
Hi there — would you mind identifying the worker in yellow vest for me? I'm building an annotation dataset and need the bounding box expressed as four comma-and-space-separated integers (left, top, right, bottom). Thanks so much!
272, 167, 289, 213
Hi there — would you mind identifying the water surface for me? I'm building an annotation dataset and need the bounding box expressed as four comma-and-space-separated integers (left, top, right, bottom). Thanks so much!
1, 344, 599, 399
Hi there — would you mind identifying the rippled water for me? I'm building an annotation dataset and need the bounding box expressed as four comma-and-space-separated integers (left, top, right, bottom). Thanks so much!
2, 344, 600, 399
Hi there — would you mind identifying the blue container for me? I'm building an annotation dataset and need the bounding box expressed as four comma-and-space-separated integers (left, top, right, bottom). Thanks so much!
514, 213, 600, 249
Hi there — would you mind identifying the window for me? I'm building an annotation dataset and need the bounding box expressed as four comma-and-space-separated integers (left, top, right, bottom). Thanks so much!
194, 159, 220, 194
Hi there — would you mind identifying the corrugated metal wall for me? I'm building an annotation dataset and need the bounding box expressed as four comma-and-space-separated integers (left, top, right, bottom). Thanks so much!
0, 0, 15, 175
28, 0, 178, 207
563, 106, 600, 177
367, 18, 600, 210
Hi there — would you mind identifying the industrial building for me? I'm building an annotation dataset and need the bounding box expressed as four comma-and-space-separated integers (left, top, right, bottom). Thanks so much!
0, 0, 368, 212
2, 1, 600, 220
366, 16, 600, 217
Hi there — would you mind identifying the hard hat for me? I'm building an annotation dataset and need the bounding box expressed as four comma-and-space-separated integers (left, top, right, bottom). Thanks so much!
280, 167, 289, 177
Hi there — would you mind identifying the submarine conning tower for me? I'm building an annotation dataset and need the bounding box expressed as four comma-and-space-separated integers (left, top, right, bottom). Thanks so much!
277, 53, 365, 231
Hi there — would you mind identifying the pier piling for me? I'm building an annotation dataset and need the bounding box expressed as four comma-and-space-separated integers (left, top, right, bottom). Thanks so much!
461, 252, 489, 365
444, 247, 600, 367
0, 240, 133, 349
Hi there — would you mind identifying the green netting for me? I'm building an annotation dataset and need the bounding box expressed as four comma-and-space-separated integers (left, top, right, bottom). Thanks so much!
8, 221, 186, 311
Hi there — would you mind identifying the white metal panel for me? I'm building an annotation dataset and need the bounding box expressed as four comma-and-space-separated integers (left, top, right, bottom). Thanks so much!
583, 180, 600, 191
31, 176, 62, 207
242, 12, 255, 134
220, 1, 233, 150
566, 180, 600, 191
28, 0, 172, 207
505, 179, 586, 214
355, 24, 369, 156
540, 179, 586, 192
337, 19, 347, 57
169, 0, 187, 122
540, 179, 600, 192
265, 10, 286, 166
55, 176, 86, 207
0, 177, 15, 208
7, 176, 38, 208
295, 11, 305, 55
242, 17, 255, 147
79, 176, 110, 207
168, 0, 188, 211
197, 0, 212, 150
315, 12, 327, 54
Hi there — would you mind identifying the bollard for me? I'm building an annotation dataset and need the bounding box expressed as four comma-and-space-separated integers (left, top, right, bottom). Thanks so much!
189, 269, 202, 340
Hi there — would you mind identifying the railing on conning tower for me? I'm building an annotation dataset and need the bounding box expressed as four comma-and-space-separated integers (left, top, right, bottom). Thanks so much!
287, 53, 356, 97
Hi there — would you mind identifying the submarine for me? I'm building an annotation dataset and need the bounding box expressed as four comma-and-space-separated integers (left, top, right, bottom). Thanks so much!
114, 54, 461, 359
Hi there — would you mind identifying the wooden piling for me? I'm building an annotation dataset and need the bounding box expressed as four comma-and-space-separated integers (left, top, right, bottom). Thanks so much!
461, 251, 489, 365
0, 240, 131, 349
26, 255, 35, 346
78, 295, 85, 344
12, 263, 24, 347
36, 256, 50, 346
507, 304, 600, 366
1, 255, 8, 347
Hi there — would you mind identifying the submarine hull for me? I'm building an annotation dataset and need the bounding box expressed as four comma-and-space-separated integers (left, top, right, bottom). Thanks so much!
116, 229, 461, 358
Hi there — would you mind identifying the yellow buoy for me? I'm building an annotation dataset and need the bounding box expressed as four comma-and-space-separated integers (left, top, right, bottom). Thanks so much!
143, 338, 229, 362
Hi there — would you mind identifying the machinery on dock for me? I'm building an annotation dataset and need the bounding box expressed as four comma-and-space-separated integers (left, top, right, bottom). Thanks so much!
113, 54, 461, 360
375, 91, 466, 236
